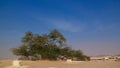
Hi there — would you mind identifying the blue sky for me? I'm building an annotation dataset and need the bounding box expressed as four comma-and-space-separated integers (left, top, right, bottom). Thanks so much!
0, 0, 120, 58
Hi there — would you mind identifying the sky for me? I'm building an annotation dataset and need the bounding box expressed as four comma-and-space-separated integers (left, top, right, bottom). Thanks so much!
0, 0, 120, 58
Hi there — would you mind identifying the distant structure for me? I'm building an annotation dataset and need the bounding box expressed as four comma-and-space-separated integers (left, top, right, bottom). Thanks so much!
90, 56, 120, 61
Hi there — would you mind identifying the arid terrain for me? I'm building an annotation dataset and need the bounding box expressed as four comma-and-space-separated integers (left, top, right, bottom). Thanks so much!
0, 60, 120, 68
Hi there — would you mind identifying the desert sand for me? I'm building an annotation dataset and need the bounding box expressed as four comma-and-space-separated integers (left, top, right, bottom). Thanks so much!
0, 60, 120, 68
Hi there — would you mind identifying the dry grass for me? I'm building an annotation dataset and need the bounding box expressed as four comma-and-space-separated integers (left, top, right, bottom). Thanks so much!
0, 60, 120, 68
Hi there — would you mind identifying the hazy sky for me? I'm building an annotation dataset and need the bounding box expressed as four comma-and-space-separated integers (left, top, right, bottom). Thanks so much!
0, 0, 120, 58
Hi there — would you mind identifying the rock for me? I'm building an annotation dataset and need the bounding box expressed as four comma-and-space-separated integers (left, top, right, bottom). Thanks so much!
12, 60, 21, 67
4, 60, 29, 68
67, 59, 72, 62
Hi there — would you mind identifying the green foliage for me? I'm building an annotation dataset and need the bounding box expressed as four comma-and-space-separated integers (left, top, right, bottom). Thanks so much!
12, 45, 29, 57
12, 29, 89, 61
49, 29, 66, 46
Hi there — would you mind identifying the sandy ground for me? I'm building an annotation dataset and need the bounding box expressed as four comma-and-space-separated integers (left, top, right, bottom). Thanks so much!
0, 60, 12, 68
0, 60, 120, 68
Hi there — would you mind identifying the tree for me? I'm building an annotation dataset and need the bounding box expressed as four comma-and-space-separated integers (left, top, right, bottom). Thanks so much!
22, 31, 33, 45
11, 29, 90, 61
12, 44, 29, 57
48, 29, 66, 46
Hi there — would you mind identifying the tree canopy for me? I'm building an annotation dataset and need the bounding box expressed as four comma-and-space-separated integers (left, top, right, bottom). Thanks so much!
12, 29, 90, 61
